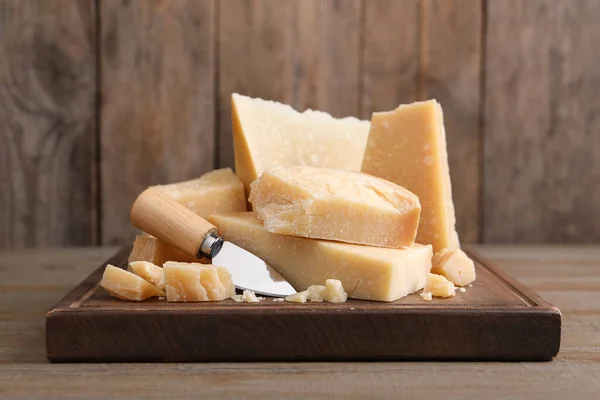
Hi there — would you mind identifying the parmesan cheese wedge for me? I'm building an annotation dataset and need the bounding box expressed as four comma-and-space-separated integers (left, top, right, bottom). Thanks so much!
100, 264, 165, 301
163, 262, 235, 302
361, 100, 460, 253
156, 168, 246, 217
249, 166, 421, 248
207, 212, 432, 302
232, 93, 370, 195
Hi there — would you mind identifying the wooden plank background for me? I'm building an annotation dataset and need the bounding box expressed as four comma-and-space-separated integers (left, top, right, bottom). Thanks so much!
1, 0, 598, 247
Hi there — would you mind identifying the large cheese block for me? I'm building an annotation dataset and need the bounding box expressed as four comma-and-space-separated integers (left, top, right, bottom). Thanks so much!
231, 93, 370, 194
157, 168, 246, 217
249, 166, 421, 248
361, 100, 460, 253
128, 235, 201, 266
207, 212, 433, 302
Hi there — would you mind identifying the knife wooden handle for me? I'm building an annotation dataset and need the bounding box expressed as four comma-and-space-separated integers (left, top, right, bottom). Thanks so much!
130, 187, 218, 258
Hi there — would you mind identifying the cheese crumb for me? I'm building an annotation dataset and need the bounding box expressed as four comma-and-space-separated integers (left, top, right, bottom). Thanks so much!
324, 279, 348, 303
420, 292, 433, 301
272, 298, 285, 302
306, 285, 326, 302
285, 279, 348, 303
242, 290, 261, 303
424, 273, 455, 298
459, 287, 467, 293
231, 290, 262, 303
285, 291, 309, 303
468, 284, 473, 287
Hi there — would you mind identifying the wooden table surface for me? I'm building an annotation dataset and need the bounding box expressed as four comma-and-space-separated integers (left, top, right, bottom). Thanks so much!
1, 245, 599, 399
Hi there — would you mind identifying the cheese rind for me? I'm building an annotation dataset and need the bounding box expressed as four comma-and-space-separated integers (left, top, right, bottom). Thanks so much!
431, 248, 476, 287
163, 262, 235, 302
129, 235, 200, 266
249, 166, 421, 248
100, 264, 165, 301
361, 100, 459, 253
128, 261, 165, 290
157, 168, 246, 217
207, 212, 432, 302
232, 93, 370, 195
424, 273, 455, 298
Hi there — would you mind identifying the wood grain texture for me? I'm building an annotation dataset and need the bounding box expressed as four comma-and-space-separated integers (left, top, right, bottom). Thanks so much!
218, 0, 361, 169
1, 245, 599, 399
45, 247, 560, 362
0, 0, 96, 247
420, 0, 482, 243
484, 0, 600, 243
361, 0, 419, 117
100, 0, 216, 245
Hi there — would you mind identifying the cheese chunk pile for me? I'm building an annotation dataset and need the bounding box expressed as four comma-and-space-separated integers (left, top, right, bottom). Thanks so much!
232, 93, 370, 194
208, 212, 432, 302
362, 100, 459, 253
100, 264, 165, 301
232, 290, 263, 303
285, 279, 348, 304
249, 166, 421, 248
157, 168, 246, 217
163, 262, 235, 302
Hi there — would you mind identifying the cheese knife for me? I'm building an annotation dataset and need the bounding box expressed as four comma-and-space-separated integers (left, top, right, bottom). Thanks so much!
130, 187, 296, 297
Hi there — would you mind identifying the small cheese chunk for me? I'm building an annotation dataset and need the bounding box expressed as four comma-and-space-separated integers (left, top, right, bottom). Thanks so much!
432, 248, 476, 287
285, 291, 309, 303
249, 166, 421, 248
306, 285, 326, 302
157, 168, 246, 216
231, 290, 262, 303
424, 273, 455, 298
361, 100, 459, 253
129, 235, 200, 266
231, 93, 370, 195
208, 212, 433, 302
163, 262, 235, 302
100, 264, 165, 301
242, 290, 261, 303
324, 279, 348, 303
128, 261, 165, 290
420, 291, 433, 301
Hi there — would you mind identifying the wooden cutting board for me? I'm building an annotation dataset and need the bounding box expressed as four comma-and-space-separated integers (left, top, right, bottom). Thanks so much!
46, 247, 561, 362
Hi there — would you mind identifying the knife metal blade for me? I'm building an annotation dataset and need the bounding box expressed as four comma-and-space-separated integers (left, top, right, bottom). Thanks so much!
212, 241, 296, 297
